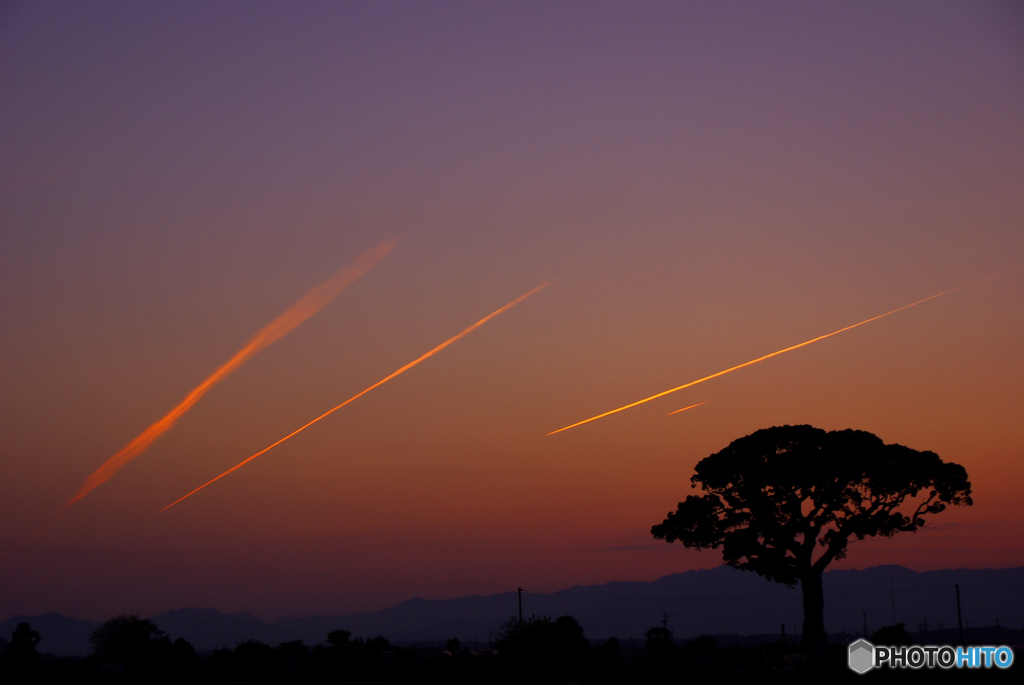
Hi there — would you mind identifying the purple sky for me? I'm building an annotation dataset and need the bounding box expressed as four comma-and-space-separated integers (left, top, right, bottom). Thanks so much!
1, 1, 1022, 622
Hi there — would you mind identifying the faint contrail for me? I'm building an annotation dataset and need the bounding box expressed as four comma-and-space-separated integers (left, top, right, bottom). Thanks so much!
547, 271, 1006, 436
66, 240, 397, 507
667, 402, 707, 416
160, 280, 553, 511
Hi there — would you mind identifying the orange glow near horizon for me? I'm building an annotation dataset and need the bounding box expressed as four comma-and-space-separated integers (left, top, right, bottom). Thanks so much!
65, 240, 397, 507
160, 280, 554, 511
547, 273, 1004, 436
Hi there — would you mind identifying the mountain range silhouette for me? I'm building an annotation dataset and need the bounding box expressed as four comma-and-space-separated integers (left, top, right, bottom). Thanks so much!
4, 565, 1021, 655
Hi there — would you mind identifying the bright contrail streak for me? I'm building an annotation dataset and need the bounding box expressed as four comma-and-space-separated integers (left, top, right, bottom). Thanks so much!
160, 280, 553, 511
667, 402, 707, 416
66, 240, 396, 507
547, 272, 1005, 436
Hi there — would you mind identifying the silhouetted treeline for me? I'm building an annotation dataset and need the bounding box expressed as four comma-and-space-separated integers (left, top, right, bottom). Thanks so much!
2, 614, 1018, 683
0, 622, 42, 675
492, 614, 589, 676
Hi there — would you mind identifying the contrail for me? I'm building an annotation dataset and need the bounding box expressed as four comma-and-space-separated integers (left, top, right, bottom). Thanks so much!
547, 272, 1006, 436
667, 402, 707, 416
160, 280, 553, 511
66, 240, 396, 507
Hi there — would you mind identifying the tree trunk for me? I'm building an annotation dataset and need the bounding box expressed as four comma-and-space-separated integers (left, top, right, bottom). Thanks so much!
800, 570, 826, 647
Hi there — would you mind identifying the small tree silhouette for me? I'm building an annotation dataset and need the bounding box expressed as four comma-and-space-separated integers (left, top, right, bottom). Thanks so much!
326, 628, 351, 648
233, 638, 273, 672
363, 636, 392, 661
274, 640, 310, 670
89, 613, 166, 671
652, 425, 971, 646
644, 626, 675, 668
872, 623, 913, 646
327, 629, 366, 664
494, 614, 589, 672
595, 636, 622, 670
1, 622, 41, 673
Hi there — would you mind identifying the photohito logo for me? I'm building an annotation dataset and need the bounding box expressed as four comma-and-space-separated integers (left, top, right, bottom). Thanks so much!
848, 639, 874, 674
848, 639, 1014, 673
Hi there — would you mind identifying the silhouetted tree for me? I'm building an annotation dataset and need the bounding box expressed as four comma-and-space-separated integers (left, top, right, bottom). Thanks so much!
169, 636, 199, 670
89, 613, 166, 671
327, 628, 368, 664
595, 636, 622, 671
872, 623, 913, 646
1, 622, 41, 673
644, 626, 675, 669
210, 646, 234, 673
274, 639, 310, 669
651, 425, 971, 647
446, 637, 461, 655
310, 642, 331, 665
233, 638, 273, 672
363, 636, 392, 662
145, 635, 199, 675
495, 614, 589, 673
680, 635, 716, 667
326, 628, 351, 651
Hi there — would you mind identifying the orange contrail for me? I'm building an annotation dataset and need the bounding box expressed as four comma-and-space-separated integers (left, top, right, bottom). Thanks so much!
160, 280, 553, 511
66, 240, 396, 507
667, 402, 707, 416
547, 272, 1005, 436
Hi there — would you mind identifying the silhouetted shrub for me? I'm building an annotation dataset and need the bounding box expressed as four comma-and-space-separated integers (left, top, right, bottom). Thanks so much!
168, 636, 198, 670
872, 623, 913, 646
1, 622, 41, 673
363, 635, 392, 662
495, 614, 589, 673
595, 636, 622, 671
209, 646, 234, 673
326, 628, 351, 650
680, 635, 716, 669
233, 638, 273, 671
644, 626, 676, 669
90, 613, 166, 672
274, 639, 310, 669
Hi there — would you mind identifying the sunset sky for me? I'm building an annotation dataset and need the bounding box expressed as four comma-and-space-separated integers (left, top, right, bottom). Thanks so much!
1, 1, 1022, 622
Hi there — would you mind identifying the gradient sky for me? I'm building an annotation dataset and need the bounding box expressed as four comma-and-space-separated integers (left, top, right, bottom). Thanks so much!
1, 1, 1022, 622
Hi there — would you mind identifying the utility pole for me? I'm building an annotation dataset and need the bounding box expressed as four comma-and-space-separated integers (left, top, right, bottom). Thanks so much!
995, 618, 1000, 644
662, 612, 670, 630
955, 583, 964, 645
517, 587, 523, 624
889, 565, 897, 625
863, 611, 867, 639
781, 623, 785, 645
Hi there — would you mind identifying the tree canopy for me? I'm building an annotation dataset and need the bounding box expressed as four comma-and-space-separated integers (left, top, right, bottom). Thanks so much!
494, 614, 589, 672
651, 425, 971, 645
88, 613, 196, 673
1, 622, 41, 673
90, 613, 166, 668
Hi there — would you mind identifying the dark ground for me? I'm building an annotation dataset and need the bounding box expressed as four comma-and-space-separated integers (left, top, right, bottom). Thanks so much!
6, 643, 1018, 685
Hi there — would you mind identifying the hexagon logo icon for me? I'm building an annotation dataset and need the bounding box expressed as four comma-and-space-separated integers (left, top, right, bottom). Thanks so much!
848, 639, 874, 674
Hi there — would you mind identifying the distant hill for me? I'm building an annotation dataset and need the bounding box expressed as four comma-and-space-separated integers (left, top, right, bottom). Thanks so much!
149, 608, 267, 651
0, 612, 97, 657
4, 565, 1022, 654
